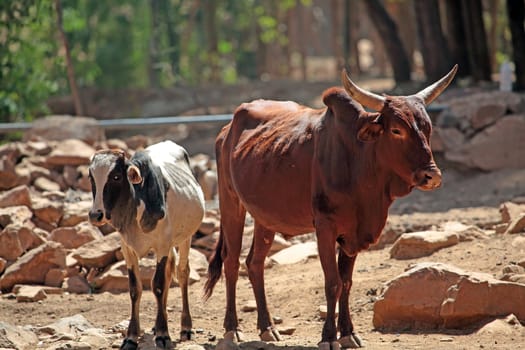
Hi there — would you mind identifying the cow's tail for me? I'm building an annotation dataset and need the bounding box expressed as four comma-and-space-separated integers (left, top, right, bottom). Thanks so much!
204, 224, 224, 300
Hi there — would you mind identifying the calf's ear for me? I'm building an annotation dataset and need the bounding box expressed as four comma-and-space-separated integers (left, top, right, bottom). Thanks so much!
127, 165, 143, 184
357, 114, 383, 142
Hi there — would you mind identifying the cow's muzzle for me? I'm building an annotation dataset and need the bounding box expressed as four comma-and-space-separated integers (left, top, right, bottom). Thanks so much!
415, 166, 442, 191
88, 208, 109, 226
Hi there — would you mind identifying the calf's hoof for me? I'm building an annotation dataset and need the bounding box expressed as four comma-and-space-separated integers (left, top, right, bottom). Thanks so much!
260, 327, 281, 341
318, 341, 341, 350
155, 335, 172, 349
180, 329, 194, 341
339, 333, 363, 348
224, 330, 244, 342
120, 338, 138, 350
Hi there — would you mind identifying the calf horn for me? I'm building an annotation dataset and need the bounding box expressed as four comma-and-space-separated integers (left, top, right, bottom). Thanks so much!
341, 68, 385, 111
415, 64, 458, 105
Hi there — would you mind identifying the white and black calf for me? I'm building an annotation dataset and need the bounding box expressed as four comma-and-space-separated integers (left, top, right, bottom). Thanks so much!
88, 141, 205, 350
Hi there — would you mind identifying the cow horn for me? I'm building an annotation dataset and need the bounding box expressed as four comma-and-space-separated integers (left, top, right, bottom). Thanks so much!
415, 64, 458, 105
341, 68, 385, 111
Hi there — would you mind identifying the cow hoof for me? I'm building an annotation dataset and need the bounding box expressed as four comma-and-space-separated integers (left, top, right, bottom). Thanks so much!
318, 341, 341, 350
154, 335, 172, 349
260, 327, 281, 341
180, 329, 194, 341
339, 333, 364, 348
120, 338, 138, 350
224, 330, 244, 342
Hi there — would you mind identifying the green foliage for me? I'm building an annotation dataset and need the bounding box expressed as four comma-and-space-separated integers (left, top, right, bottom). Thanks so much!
0, 1, 59, 122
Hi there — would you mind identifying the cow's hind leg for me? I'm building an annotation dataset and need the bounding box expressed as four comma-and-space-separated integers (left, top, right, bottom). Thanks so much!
152, 255, 173, 349
220, 191, 247, 342
337, 251, 362, 348
246, 222, 281, 341
120, 244, 142, 350
175, 239, 193, 341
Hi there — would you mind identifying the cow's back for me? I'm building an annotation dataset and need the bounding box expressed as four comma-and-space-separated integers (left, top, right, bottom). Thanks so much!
217, 100, 323, 235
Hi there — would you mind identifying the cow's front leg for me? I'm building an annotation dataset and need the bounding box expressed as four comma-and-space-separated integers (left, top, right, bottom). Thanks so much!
152, 255, 172, 349
121, 246, 142, 350
175, 240, 194, 341
337, 251, 363, 348
316, 220, 341, 350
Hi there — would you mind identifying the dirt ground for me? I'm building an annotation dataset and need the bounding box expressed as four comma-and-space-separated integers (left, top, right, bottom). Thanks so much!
1, 166, 525, 349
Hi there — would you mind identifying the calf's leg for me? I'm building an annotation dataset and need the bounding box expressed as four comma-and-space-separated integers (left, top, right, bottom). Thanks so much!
176, 239, 193, 340
152, 255, 172, 349
121, 244, 142, 350
246, 222, 281, 341
337, 251, 362, 348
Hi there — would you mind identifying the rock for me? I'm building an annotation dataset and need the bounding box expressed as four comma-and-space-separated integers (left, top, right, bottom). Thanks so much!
32, 196, 64, 228
64, 275, 91, 294
49, 222, 103, 249
476, 315, 524, 336
45, 268, 66, 287
470, 103, 507, 130
71, 231, 121, 269
499, 201, 525, 224
189, 248, 209, 274
0, 156, 29, 190
269, 241, 318, 265
0, 321, 39, 349
0, 241, 66, 292
277, 326, 296, 335
370, 224, 404, 250
270, 234, 292, 254
0, 185, 32, 208
434, 127, 465, 153
505, 213, 525, 233
439, 221, 488, 241
15, 285, 48, 302
446, 115, 525, 171
193, 231, 219, 251
389, 231, 459, 259
38, 314, 95, 337
373, 262, 525, 330
24, 115, 105, 145
199, 215, 220, 235
511, 236, 525, 250
46, 139, 96, 166
0, 257, 6, 274
0, 205, 33, 226
60, 200, 92, 227
241, 300, 257, 312
0, 224, 25, 261
34, 176, 61, 192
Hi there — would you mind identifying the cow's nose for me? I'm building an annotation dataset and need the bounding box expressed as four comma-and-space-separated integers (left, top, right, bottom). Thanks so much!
88, 209, 104, 223
416, 166, 442, 190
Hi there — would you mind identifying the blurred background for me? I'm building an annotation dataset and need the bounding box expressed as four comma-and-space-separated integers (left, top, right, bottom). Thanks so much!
1, 0, 524, 125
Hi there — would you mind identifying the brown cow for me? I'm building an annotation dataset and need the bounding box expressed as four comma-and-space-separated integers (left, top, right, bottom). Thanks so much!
205, 66, 458, 349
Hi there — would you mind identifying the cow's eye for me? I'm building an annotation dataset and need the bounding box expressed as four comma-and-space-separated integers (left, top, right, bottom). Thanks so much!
391, 128, 402, 136
112, 175, 121, 181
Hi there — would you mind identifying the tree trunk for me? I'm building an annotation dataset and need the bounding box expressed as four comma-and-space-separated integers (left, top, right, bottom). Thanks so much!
204, 0, 220, 82
148, 0, 160, 87
162, 0, 180, 81
413, 0, 452, 82
461, 0, 492, 82
507, 0, 525, 90
444, 0, 471, 77
363, 0, 411, 83
54, 0, 84, 116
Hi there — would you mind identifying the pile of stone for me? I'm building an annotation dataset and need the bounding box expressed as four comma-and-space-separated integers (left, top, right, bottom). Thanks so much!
432, 90, 525, 171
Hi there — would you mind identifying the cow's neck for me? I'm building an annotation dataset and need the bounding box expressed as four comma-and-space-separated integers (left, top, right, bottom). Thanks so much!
110, 187, 141, 234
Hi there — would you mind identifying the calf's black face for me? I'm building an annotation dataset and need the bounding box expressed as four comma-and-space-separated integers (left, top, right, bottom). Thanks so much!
88, 150, 136, 228
88, 149, 168, 233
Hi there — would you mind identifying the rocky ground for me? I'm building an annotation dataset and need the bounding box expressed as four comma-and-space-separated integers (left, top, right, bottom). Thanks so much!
1, 86, 525, 350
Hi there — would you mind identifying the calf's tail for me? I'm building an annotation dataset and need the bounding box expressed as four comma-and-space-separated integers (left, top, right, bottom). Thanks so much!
204, 225, 224, 300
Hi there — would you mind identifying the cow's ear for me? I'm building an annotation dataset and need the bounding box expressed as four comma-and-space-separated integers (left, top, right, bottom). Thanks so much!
127, 165, 143, 184
357, 114, 383, 142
